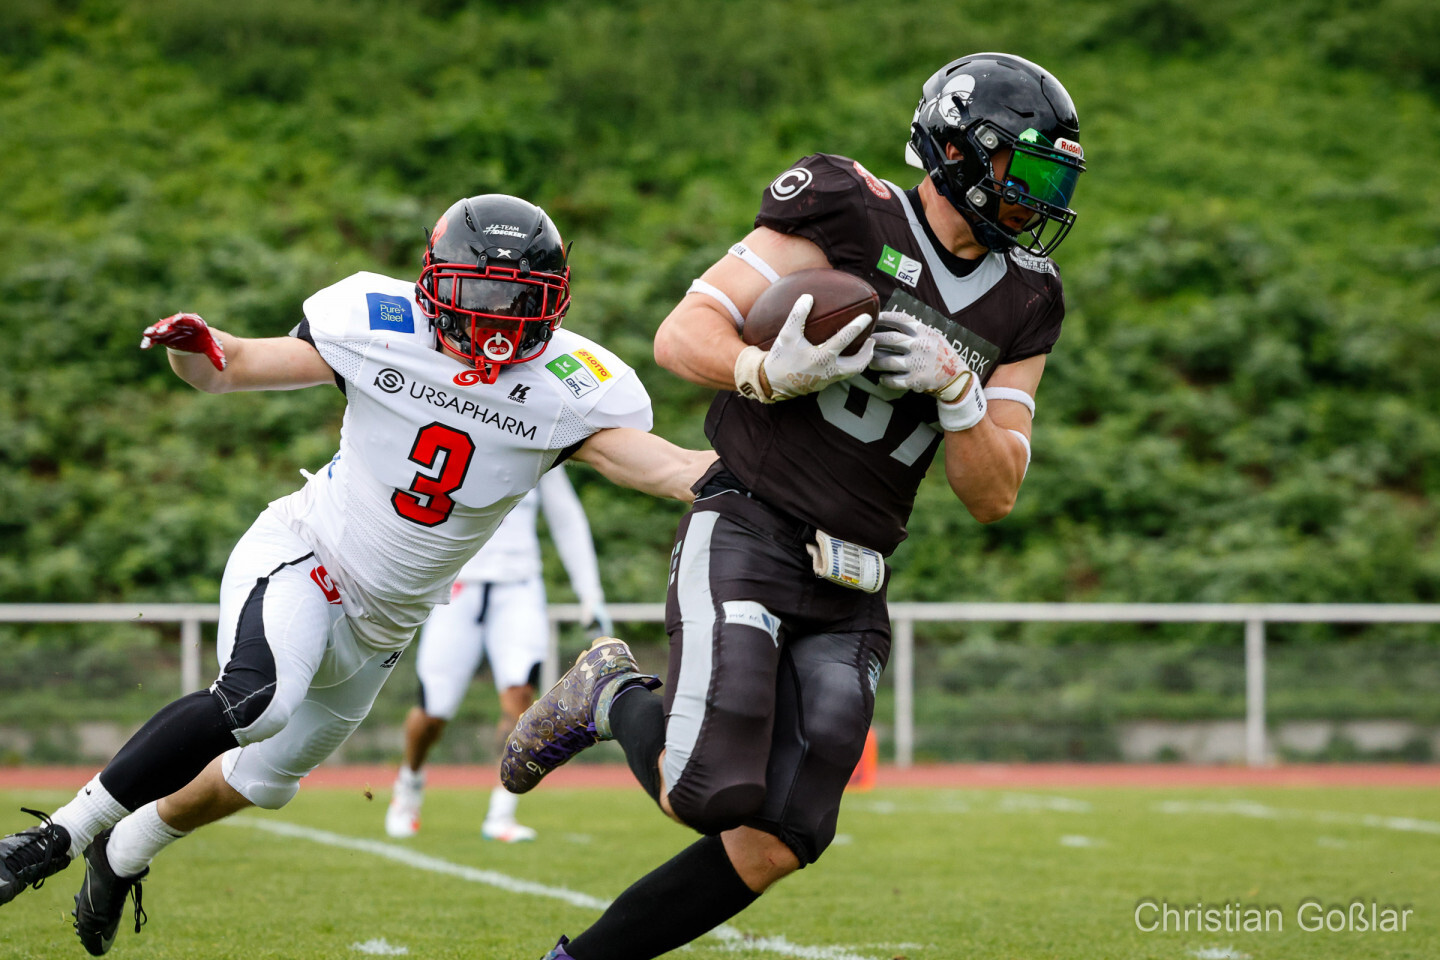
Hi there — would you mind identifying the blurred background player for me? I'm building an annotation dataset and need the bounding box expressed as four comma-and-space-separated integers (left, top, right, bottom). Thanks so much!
501, 52, 1086, 959
385, 464, 611, 842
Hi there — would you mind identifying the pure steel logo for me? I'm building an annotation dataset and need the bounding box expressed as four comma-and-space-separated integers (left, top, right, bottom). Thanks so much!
374, 368, 405, 393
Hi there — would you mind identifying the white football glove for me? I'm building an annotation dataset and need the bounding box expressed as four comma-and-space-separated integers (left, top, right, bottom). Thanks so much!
579, 598, 614, 639
734, 294, 876, 403
869, 310, 986, 431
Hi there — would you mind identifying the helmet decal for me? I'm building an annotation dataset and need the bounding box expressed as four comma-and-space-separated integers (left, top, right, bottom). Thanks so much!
483, 223, 528, 240
938, 74, 976, 124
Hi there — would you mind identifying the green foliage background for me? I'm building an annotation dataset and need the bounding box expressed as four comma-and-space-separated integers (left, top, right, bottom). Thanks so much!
2, 0, 1439, 735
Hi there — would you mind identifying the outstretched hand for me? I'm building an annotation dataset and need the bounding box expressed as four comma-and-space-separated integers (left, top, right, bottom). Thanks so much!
141, 313, 227, 371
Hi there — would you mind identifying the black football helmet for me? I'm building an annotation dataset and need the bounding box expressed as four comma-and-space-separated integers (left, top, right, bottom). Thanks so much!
906, 53, 1085, 257
416, 194, 571, 383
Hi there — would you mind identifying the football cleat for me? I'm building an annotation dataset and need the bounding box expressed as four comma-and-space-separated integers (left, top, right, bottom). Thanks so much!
541, 935, 577, 959
0, 808, 73, 906
480, 819, 537, 843
72, 828, 147, 956
385, 771, 425, 839
500, 637, 659, 794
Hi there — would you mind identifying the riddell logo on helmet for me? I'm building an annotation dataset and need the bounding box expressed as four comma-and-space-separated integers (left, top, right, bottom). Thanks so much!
1056, 138, 1084, 159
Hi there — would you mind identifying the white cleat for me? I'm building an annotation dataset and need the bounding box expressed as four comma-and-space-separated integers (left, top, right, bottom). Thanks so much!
385, 773, 424, 839
481, 820, 537, 843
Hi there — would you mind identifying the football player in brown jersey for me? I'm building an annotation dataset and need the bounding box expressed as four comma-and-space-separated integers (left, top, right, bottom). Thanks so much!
509, 53, 1087, 960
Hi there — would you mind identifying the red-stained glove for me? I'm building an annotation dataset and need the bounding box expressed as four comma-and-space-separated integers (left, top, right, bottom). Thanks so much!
140, 313, 227, 371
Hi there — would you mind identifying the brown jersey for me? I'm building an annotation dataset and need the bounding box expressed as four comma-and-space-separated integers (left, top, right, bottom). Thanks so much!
705, 153, 1066, 554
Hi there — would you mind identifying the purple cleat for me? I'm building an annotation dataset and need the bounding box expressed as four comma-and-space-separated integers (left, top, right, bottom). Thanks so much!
541, 935, 576, 959
501, 637, 659, 795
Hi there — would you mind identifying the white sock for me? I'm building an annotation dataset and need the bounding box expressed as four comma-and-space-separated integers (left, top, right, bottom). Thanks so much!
396, 766, 425, 790
51, 775, 130, 860
485, 785, 518, 824
105, 802, 189, 878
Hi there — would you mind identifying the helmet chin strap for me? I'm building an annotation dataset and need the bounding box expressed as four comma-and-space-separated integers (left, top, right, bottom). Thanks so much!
929, 166, 1016, 254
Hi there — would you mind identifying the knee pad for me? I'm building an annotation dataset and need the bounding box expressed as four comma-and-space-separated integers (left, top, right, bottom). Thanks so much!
669, 779, 767, 836
222, 748, 301, 810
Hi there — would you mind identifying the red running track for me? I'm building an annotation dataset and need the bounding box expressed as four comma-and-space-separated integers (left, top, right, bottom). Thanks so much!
3, 763, 1439, 792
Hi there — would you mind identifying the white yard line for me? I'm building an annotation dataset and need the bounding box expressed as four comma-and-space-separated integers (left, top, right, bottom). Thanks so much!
1155, 800, 1440, 836
228, 818, 884, 960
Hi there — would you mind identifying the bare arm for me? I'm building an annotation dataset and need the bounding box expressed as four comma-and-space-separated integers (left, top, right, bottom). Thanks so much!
941, 354, 1044, 523
143, 313, 335, 393
654, 227, 830, 389
571, 428, 718, 503
166, 331, 335, 393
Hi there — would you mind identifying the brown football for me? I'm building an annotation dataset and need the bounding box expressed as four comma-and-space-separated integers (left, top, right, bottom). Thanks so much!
741, 268, 880, 356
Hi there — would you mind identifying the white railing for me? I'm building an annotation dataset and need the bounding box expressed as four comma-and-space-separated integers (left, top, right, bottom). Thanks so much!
5, 602, 1439, 768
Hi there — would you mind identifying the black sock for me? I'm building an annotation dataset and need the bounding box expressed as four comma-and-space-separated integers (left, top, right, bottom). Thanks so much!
98, 690, 239, 810
566, 835, 759, 960
607, 685, 666, 804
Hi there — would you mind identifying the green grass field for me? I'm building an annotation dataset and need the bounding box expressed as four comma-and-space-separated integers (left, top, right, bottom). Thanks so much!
1, 783, 1436, 959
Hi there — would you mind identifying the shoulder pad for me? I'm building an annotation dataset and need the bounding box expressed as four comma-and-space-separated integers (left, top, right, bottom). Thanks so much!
538, 330, 652, 431
764, 154, 872, 205
302, 272, 422, 342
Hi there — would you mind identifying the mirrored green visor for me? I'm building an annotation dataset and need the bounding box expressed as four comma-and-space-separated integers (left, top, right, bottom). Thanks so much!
1005, 129, 1084, 211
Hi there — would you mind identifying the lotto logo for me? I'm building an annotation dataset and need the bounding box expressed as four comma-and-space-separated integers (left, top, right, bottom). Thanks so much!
573, 349, 613, 382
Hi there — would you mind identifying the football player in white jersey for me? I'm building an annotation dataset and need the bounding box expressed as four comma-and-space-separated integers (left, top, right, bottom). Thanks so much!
0, 194, 713, 956
385, 463, 610, 842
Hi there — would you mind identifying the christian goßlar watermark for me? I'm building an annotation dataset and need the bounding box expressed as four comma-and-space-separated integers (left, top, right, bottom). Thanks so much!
1134, 898, 1413, 934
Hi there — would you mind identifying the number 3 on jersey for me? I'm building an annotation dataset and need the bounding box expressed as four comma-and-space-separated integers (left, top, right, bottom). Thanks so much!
392, 422, 476, 526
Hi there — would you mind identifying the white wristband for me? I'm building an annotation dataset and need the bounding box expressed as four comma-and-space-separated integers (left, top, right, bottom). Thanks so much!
733, 345, 775, 403
937, 379, 987, 431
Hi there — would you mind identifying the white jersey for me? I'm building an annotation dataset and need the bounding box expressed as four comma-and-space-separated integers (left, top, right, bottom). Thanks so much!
456, 466, 603, 605
267, 271, 650, 649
